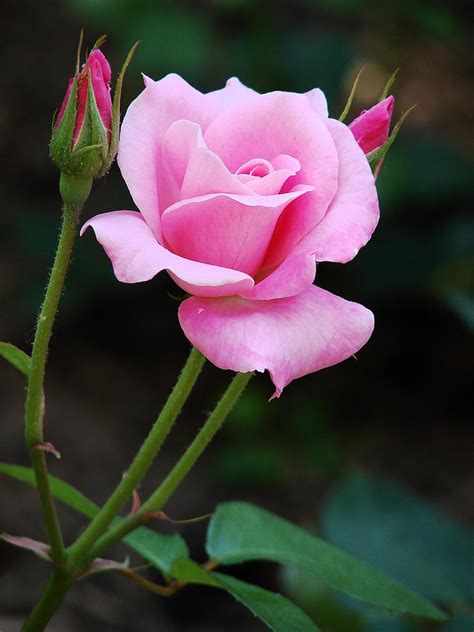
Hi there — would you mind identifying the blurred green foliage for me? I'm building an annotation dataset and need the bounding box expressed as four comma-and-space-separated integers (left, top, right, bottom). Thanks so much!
280, 473, 474, 631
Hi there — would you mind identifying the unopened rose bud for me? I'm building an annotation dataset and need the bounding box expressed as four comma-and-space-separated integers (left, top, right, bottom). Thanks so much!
50, 46, 112, 179
349, 96, 395, 155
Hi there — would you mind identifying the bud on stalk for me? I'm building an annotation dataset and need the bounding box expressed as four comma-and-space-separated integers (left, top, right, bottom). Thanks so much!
349, 96, 395, 155
50, 35, 138, 206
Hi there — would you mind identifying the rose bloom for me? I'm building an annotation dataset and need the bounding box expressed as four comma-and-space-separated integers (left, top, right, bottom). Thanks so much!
83, 74, 385, 397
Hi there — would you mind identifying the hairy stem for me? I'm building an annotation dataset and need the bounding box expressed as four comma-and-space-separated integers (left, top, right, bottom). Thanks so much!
24, 201, 80, 564
68, 346, 206, 568
82, 371, 253, 566
22, 570, 72, 632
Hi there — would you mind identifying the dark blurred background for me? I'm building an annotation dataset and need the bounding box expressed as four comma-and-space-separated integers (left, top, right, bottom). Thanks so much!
1, 1, 473, 630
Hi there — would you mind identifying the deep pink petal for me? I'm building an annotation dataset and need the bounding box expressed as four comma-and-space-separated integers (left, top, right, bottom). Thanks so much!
204, 91, 338, 267
293, 119, 379, 264
349, 96, 394, 154
88, 49, 112, 135
72, 49, 112, 146
117, 74, 217, 240
81, 211, 254, 297
179, 285, 374, 397
161, 187, 312, 277
55, 78, 74, 128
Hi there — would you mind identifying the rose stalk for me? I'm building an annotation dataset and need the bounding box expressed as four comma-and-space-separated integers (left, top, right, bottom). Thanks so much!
25, 39, 114, 566
21, 37, 137, 631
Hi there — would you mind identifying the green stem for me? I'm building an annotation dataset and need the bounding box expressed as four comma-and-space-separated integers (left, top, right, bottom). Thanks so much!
68, 346, 206, 568
24, 201, 81, 564
83, 371, 253, 566
22, 570, 72, 632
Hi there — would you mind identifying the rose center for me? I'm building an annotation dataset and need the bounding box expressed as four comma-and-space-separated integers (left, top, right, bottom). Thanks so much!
235, 158, 274, 179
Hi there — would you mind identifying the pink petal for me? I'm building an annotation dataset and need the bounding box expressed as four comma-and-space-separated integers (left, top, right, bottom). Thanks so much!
178, 285, 374, 397
243, 155, 301, 196
118, 74, 217, 240
81, 211, 254, 297
73, 49, 112, 146
55, 77, 74, 129
295, 119, 379, 264
88, 49, 113, 136
241, 248, 316, 300
204, 91, 338, 267
304, 87, 329, 118
161, 187, 312, 277
349, 96, 395, 154
206, 77, 259, 111
162, 120, 251, 202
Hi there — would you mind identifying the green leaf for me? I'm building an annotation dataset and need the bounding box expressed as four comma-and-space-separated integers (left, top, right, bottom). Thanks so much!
206, 501, 447, 621
123, 528, 188, 576
0, 342, 31, 377
171, 558, 221, 587
321, 472, 474, 606
0, 462, 188, 574
214, 573, 321, 632
170, 559, 320, 631
0, 463, 97, 517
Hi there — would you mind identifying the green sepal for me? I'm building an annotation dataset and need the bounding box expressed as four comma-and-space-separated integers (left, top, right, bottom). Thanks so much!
65, 69, 109, 178
50, 70, 109, 179
339, 65, 366, 122
367, 104, 416, 177
379, 68, 399, 102
99, 41, 140, 177
49, 76, 78, 171
92, 34, 107, 52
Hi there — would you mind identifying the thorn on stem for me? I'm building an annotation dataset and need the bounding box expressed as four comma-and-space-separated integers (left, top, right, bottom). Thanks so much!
34, 441, 61, 459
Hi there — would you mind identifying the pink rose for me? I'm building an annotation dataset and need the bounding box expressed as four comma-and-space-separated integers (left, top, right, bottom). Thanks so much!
349, 96, 395, 155
56, 49, 112, 147
82, 74, 379, 396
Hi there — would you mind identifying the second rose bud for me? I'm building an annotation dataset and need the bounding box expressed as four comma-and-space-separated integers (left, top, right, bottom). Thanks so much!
50, 45, 113, 179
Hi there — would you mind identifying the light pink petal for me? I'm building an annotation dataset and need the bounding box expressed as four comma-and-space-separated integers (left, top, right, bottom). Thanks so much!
304, 87, 329, 118
271, 154, 301, 172
205, 77, 260, 111
118, 74, 217, 240
349, 96, 394, 154
81, 211, 254, 297
179, 285, 374, 397
162, 120, 251, 201
161, 187, 312, 277
295, 119, 379, 264
204, 91, 338, 267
